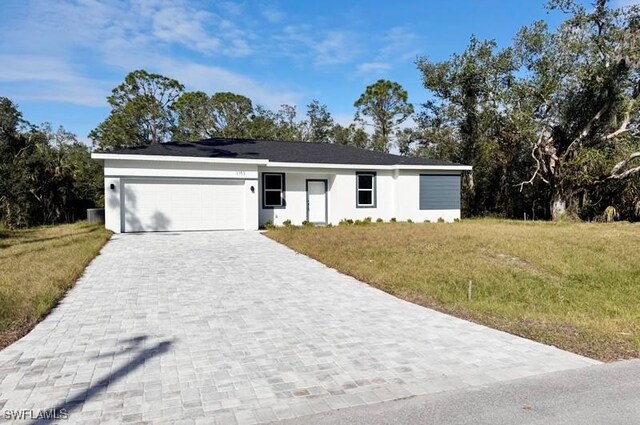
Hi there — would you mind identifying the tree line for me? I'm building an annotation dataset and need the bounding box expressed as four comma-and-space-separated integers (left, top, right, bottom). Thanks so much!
0, 98, 102, 228
1, 0, 638, 228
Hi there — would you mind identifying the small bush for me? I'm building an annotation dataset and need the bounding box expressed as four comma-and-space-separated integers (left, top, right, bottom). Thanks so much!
603, 206, 619, 222
326, 223, 334, 228
264, 220, 276, 230
423, 219, 431, 223
302, 220, 315, 227
390, 217, 397, 222
454, 218, 460, 223
437, 217, 445, 223
354, 219, 364, 225
339, 218, 354, 226
364, 216, 372, 223
283, 219, 293, 227
407, 219, 413, 223
376, 218, 383, 223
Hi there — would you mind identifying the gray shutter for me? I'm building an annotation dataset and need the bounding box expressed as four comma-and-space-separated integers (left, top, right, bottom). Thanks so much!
419, 174, 461, 210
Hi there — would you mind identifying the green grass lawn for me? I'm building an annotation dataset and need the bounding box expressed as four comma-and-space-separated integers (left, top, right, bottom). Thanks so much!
267, 219, 640, 361
0, 221, 111, 349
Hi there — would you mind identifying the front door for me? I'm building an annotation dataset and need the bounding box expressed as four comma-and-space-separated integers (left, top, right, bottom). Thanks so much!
306, 180, 327, 224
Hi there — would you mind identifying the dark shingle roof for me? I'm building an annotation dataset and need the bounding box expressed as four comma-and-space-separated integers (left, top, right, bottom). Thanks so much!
104, 138, 462, 166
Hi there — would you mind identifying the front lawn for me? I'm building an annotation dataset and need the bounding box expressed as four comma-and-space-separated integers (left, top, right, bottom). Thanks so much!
267, 220, 640, 361
0, 222, 111, 349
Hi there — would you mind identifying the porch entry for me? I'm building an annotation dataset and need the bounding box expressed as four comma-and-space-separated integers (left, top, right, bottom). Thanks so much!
306, 179, 328, 224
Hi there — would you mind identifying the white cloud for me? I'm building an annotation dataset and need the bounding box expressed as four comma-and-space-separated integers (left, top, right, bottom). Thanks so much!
0, 54, 111, 107
154, 59, 303, 110
357, 62, 392, 75
262, 6, 285, 23
356, 26, 421, 77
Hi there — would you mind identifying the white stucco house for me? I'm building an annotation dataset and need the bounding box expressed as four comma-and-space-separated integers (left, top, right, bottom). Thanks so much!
91, 138, 471, 233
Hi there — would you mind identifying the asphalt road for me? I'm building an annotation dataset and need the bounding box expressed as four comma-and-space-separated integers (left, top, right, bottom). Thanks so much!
282, 359, 640, 425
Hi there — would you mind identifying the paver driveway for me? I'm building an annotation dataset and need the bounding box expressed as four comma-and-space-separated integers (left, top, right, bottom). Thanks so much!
0, 231, 598, 424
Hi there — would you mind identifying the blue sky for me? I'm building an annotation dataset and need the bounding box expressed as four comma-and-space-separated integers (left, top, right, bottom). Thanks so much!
0, 0, 633, 144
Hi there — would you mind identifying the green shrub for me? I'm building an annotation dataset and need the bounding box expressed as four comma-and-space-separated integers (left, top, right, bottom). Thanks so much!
339, 218, 354, 226
454, 218, 460, 222
423, 219, 431, 223
376, 218, 383, 223
302, 220, 315, 227
326, 223, 334, 228
390, 217, 397, 222
354, 219, 364, 225
407, 219, 413, 223
283, 219, 293, 227
264, 220, 276, 229
364, 216, 372, 223
437, 217, 445, 223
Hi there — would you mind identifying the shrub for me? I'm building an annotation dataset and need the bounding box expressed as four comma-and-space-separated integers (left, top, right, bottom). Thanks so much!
454, 218, 460, 223
354, 219, 364, 225
264, 220, 276, 230
364, 216, 372, 223
326, 223, 334, 228
339, 218, 354, 226
437, 217, 445, 223
423, 220, 431, 223
283, 219, 293, 227
376, 218, 383, 223
302, 220, 315, 227
603, 206, 619, 222
390, 217, 397, 222
407, 219, 413, 223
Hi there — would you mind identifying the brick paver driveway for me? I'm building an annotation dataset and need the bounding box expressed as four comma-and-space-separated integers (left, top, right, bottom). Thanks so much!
0, 232, 598, 424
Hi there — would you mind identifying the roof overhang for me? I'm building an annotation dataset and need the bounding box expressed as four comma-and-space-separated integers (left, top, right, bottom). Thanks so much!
91, 153, 269, 165
91, 153, 472, 171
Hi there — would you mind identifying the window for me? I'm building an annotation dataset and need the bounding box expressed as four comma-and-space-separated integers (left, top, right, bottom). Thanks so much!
263, 173, 285, 208
356, 172, 376, 208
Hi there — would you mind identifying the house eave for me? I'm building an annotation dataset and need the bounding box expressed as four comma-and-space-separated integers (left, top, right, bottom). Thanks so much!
90, 153, 471, 171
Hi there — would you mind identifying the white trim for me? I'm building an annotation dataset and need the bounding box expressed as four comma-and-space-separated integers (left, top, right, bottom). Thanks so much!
91, 153, 471, 171
91, 153, 269, 165
266, 161, 472, 171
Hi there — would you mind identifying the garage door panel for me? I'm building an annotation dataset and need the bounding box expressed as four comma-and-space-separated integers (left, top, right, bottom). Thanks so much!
123, 179, 245, 232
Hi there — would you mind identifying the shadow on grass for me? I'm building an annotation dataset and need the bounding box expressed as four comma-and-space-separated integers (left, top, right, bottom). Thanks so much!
31, 338, 174, 425
0, 227, 101, 250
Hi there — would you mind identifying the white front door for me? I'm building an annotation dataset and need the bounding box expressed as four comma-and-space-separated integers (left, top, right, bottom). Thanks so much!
307, 180, 327, 224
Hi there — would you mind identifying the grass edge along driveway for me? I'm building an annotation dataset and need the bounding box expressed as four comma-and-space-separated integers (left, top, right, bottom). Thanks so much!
0, 221, 111, 349
267, 219, 640, 362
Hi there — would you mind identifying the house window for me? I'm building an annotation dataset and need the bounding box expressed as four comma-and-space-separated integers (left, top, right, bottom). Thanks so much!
356, 172, 376, 208
263, 173, 285, 208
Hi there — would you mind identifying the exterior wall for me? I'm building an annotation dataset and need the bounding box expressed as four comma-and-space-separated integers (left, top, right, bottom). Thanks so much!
258, 167, 398, 226
103, 159, 259, 232
395, 170, 462, 222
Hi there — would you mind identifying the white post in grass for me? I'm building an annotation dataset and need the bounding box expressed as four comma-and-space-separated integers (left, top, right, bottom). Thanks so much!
467, 280, 472, 300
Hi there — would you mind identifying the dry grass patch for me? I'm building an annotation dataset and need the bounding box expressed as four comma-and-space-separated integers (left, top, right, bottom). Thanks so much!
267, 220, 640, 361
0, 222, 111, 349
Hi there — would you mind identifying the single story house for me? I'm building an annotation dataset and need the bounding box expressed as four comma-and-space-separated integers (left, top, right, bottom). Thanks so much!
91, 138, 471, 233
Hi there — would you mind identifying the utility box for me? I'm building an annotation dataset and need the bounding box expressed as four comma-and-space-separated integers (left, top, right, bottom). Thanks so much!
87, 208, 105, 224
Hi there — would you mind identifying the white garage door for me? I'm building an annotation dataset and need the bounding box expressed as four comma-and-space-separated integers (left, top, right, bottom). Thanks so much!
122, 179, 245, 232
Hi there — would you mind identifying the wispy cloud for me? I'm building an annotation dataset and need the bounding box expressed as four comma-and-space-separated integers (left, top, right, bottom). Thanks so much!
356, 26, 421, 77
275, 25, 360, 67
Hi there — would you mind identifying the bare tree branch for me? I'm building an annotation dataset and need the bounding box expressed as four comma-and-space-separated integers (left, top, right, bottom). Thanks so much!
515, 134, 550, 191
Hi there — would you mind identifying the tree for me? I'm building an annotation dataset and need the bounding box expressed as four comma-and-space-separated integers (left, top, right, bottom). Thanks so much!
209, 92, 253, 138
0, 98, 102, 228
416, 37, 533, 217
354, 79, 414, 152
90, 70, 184, 150
514, 0, 640, 219
304, 100, 334, 142
172, 91, 216, 140
331, 123, 370, 149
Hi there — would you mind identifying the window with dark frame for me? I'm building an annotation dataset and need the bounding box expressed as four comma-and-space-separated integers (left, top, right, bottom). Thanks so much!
263, 173, 285, 208
356, 172, 376, 208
